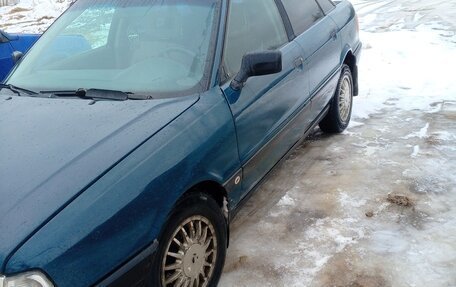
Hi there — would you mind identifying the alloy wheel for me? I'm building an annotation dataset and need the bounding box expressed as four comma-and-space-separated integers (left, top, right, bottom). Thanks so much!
161, 215, 218, 287
338, 75, 352, 123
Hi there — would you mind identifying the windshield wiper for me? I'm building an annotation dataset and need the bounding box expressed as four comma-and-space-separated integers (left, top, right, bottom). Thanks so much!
39, 88, 153, 101
0, 84, 38, 96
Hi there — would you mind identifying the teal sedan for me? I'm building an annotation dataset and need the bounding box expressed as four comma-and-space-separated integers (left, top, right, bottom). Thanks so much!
0, 0, 361, 286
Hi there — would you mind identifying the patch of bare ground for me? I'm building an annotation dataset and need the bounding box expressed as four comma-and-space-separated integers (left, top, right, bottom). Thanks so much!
387, 194, 413, 207
36, 15, 53, 21
283, 208, 327, 235
313, 252, 390, 287
382, 192, 430, 229
223, 255, 249, 273
442, 101, 456, 120
11, 14, 25, 20
223, 254, 287, 285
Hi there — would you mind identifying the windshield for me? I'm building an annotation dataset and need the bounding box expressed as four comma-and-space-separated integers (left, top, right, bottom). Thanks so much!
6, 0, 221, 97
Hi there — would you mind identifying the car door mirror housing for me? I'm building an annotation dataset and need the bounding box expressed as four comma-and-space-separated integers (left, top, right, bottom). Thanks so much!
230, 51, 282, 91
0, 30, 9, 43
0, 34, 9, 43
12, 51, 24, 64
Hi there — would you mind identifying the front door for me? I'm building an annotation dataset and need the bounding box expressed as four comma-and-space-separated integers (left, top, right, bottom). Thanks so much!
303, 15, 341, 118
221, 0, 311, 201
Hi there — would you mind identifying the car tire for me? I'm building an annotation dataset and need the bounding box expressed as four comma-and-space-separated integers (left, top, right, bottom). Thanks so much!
151, 192, 227, 287
319, 64, 354, 133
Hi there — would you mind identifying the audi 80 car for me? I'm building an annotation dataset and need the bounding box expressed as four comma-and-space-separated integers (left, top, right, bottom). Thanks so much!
0, 0, 361, 286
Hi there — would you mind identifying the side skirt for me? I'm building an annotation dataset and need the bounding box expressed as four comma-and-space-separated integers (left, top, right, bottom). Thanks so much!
229, 104, 330, 220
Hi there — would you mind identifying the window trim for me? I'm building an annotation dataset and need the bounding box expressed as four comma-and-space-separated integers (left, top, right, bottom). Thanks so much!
277, 0, 327, 36
315, 0, 335, 15
274, 0, 295, 41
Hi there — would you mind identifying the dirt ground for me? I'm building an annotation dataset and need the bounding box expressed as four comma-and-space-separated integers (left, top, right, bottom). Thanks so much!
220, 103, 456, 287
220, 1, 456, 286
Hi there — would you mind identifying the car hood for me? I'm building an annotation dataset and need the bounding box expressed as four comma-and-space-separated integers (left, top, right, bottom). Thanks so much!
6, 32, 39, 40
0, 93, 199, 270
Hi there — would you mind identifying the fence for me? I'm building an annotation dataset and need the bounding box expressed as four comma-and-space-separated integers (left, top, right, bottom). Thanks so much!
0, 0, 19, 7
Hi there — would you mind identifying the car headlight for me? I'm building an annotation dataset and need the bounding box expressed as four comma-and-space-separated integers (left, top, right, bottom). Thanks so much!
0, 272, 54, 287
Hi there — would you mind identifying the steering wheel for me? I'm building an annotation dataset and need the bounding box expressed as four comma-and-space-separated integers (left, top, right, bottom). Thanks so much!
160, 46, 197, 65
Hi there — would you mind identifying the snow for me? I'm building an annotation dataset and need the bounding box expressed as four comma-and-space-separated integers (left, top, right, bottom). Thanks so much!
403, 123, 429, 139
351, 28, 456, 121
0, 0, 71, 33
411, 145, 420, 158
277, 194, 296, 207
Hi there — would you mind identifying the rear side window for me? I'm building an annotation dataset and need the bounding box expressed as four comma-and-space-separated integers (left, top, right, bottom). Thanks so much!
281, 0, 324, 35
223, 0, 288, 80
316, 0, 335, 14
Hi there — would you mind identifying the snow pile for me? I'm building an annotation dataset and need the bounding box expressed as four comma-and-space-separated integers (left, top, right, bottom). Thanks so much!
352, 27, 456, 121
0, 0, 71, 33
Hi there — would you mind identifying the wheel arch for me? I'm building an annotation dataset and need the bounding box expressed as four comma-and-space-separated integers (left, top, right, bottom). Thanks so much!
184, 180, 228, 213
341, 49, 359, 96
178, 180, 230, 246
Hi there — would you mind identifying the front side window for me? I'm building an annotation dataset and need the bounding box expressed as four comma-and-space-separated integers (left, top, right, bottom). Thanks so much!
7, 0, 221, 97
281, 0, 324, 35
223, 0, 288, 80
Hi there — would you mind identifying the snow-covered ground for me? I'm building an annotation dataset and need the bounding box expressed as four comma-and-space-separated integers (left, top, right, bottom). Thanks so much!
0, 0, 71, 33
1, 0, 455, 286
350, 0, 456, 121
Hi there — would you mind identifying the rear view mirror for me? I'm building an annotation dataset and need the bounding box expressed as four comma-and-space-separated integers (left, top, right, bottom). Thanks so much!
12, 51, 23, 64
230, 51, 282, 91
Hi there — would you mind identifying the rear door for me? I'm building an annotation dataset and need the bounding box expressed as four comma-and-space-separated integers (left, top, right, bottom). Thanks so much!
0, 33, 14, 81
281, 0, 341, 119
221, 0, 311, 200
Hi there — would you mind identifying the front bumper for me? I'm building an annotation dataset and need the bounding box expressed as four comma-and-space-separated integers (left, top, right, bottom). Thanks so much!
96, 240, 158, 287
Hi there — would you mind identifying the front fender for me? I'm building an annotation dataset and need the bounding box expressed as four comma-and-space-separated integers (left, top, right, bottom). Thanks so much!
5, 88, 240, 287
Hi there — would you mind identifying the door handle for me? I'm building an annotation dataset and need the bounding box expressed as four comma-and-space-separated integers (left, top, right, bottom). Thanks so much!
330, 30, 338, 40
293, 57, 304, 69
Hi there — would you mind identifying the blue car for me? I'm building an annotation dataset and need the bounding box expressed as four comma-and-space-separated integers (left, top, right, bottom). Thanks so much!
0, 0, 361, 286
0, 29, 39, 82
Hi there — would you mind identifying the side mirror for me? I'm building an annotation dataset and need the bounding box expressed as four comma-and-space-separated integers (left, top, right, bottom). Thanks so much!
0, 32, 9, 43
230, 51, 282, 91
12, 51, 23, 64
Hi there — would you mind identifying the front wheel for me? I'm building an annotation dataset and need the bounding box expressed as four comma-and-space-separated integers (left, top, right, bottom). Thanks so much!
319, 64, 354, 133
151, 193, 227, 287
